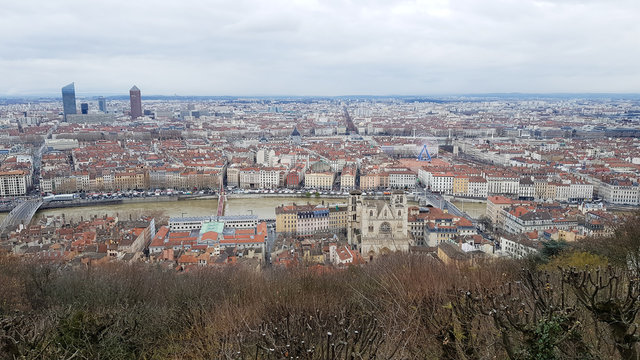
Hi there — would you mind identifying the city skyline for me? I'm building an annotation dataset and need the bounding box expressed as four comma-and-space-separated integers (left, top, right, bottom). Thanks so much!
2, 0, 640, 354
1, 0, 639, 96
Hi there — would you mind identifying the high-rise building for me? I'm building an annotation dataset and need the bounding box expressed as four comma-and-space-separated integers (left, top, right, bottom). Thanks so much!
98, 97, 107, 112
80, 103, 89, 114
61, 83, 77, 121
129, 85, 142, 119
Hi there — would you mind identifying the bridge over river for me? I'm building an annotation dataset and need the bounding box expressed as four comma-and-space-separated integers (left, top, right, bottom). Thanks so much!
0, 199, 44, 235
216, 183, 225, 216
415, 188, 477, 224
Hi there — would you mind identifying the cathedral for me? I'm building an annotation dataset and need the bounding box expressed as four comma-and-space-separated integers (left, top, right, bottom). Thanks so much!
347, 190, 413, 259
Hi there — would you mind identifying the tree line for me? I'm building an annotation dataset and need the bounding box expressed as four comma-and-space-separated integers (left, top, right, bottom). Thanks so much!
0, 212, 639, 359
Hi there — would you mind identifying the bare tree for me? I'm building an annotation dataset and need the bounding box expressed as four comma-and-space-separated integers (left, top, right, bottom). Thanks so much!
562, 266, 640, 360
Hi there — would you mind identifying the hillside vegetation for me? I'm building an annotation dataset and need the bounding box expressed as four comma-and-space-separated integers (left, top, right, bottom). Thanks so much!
1, 212, 639, 359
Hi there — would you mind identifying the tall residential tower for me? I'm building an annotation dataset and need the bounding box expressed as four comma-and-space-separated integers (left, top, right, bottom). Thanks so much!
61, 83, 77, 121
129, 85, 142, 119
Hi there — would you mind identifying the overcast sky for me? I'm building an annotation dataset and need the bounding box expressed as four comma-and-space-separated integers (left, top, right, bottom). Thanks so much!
1, 0, 639, 96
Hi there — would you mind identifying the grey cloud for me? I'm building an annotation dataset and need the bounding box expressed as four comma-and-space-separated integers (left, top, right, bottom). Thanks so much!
0, 0, 639, 95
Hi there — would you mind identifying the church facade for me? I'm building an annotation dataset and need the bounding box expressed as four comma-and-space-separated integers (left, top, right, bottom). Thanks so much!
347, 190, 412, 258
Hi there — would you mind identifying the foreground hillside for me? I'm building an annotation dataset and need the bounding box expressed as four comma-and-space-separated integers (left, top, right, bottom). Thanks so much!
1, 212, 639, 359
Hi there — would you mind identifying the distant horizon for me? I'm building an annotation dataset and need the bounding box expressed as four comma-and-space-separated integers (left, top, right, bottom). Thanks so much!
3, 91, 640, 101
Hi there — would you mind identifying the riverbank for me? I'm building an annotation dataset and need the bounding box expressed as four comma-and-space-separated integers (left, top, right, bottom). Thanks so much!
28, 197, 350, 224
0, 193, 354, 214
443, 195, 487, 203
0, 196, 184, 214
24, 195, 420, 225
225, 193, 348, 200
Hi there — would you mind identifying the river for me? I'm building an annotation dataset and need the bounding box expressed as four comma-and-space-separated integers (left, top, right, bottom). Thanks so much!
1, 196, 471, 226
30, 197, 336, 223
450, 200, 487, 219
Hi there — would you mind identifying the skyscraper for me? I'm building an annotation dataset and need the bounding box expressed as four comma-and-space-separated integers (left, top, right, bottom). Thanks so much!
61, 83, 77, 121
98, 97, 107, 113
129, 85, 142, 119
80, 103, 89, 114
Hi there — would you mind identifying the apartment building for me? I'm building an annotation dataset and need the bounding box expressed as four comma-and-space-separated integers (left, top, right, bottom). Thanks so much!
304, 172, 335, 190
518, 177, 535, 199
329, 204, 349, 231
286, 163, 306, 188
239, 168, 260, 189
149, 168, 220, 190
599, 179, 639, 205
360, 172, 380, 190
256, 149, 276, 166
501, 206, 579, 234
486, 173, 519, 196
388, 169, 417, 189
500, 235, 541, 259
410, 206, 477, 247
73, 172, 90, 191
0, 170, 30, 196
452, 176, 469, 196
114, 171, 149, 190
567, 182, 593, 202
340, 167, 356, 191
226, 166, 241, 187
486, 196, 521, 228
296, 206, 330, 235
275, 204, 299, 233
275, 203, 333, 235
259, 167, 285, 189
431, 173, 454, 194
467, 176, 488, 198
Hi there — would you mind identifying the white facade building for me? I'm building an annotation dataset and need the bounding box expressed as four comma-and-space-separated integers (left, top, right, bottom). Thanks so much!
388, 170, 417, 189
431, 173, 454, 194
500, 236, 540, 259
259, 168, 284, 189
0, 170, 30, 196
599, 181, 639, 205
467, 177, 488, 198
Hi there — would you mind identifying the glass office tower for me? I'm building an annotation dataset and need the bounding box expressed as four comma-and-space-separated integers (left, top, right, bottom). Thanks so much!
61, 83, 77, 121
98, 97, 107, 112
